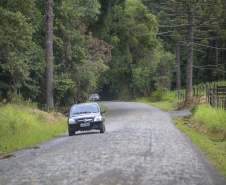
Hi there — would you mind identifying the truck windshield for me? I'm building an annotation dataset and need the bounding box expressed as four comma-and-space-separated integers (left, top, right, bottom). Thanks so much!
71, 104, 98, 114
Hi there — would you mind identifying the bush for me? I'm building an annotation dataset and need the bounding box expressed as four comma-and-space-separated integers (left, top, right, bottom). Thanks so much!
150, 90, 178, 103
162, 91, 178, 103
190, 105, 199, 114
150, 90, 164, 102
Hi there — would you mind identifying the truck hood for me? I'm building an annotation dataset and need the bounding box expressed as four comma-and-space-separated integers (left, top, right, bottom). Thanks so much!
70, 113, 100, 119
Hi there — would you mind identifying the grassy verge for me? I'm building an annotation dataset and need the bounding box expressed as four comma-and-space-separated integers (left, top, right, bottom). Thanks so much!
135, 97, 179, 111
174, 116, 226, 176
193, 104, 226, 139
0, 104, 67, 155
148, 101, 177, 111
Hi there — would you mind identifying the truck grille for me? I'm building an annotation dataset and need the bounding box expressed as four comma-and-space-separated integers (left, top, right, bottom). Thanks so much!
77, 118, 93, 123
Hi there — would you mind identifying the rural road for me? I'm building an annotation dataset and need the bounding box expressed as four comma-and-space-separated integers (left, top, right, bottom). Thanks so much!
0, 101, 225, 185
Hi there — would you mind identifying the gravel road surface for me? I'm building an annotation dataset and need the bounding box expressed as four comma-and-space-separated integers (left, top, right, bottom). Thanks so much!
0, 101, 225, 185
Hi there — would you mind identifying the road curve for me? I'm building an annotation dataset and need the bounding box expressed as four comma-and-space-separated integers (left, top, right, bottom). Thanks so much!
0, 101, 225, 185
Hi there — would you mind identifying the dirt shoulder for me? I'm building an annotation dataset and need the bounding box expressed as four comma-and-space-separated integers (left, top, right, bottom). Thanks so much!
177, 95, 207, 110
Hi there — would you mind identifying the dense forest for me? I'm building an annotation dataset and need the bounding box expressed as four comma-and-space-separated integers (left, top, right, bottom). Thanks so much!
0, 0, 225, 109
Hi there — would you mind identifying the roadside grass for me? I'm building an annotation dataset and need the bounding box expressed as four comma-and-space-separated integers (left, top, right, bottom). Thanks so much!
148, 101, 178, 111
0, 104, 67, 155
135, 93, 180, 111
174, 116, 226, 176
194, 104, 226, 140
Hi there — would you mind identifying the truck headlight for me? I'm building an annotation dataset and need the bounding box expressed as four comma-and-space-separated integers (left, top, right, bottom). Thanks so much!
94, 116, 102, 122
69, 118, 76, 124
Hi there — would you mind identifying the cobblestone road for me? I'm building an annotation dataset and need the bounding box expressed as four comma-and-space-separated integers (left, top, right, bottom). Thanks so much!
0, 102, 225, 185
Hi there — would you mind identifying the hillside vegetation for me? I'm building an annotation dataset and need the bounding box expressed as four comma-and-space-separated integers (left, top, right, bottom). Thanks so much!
0, 103, 67, 155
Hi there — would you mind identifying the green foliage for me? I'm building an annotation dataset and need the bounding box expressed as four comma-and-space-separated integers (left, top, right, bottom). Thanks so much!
161, 91, 178, 103
150, 90, 164, 102
132, 67, 153, 96
144, 0, 226, 94
93, 0, 160, 99
0, 104, 67, 154
194, 104, 226, 135
148, 90, 178, 103
52, 0, 109, 104
6, 91, 37, 108
154, 51, 176, 91
0, 7, 44, 97
71, 0, 100, 23
54, 74, 76, 106
135, 96, 178, 111
190, 104, 199, 114
0, 0, 106, 105
150, 101, 178, 112
0, 104, 38, 133
0, 0, 225, 105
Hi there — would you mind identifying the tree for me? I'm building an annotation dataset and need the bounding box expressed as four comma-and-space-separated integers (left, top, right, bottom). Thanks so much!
176, 40, 181, 90
186, 3, 195, 102
155, 51, 176, 91
0, 7, 43, 97
90, 0, 160, 99
143, 0, 224, 102
52, 0, 110, 105
45, 0, 54, 110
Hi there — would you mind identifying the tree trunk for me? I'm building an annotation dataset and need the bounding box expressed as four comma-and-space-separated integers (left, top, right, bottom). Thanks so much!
185, 8, 194, 102
225, 42, 226, 80
176, 41, 181, 90
207, 44, 212, 82
45, 0, 54, 110
215, 39, 218, 68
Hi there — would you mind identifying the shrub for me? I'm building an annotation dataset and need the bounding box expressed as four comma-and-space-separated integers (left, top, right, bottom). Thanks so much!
150, 90, 178, 103
150, 90, 164, 102
190, 105, 199, 114
162, 91, 178, 103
